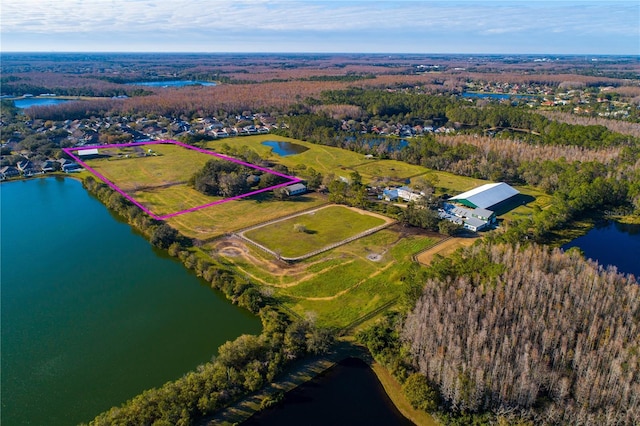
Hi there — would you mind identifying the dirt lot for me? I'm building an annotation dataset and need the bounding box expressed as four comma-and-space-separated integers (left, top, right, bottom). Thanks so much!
415, 235, 479, 265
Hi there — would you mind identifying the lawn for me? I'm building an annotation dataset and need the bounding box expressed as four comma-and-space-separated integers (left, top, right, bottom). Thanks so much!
242, 205, 389, 258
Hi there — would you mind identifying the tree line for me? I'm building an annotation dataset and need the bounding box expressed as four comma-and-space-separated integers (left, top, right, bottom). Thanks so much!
88, 308, 334, 426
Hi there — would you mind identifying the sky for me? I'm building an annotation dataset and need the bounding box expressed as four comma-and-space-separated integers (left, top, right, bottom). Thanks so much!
1, 0, 638, 55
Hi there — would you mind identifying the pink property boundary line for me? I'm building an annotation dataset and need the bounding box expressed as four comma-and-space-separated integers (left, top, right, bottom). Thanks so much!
62, 140, 301, 220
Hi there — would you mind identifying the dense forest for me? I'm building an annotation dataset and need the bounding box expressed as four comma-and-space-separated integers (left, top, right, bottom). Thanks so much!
362, 242, 640, 425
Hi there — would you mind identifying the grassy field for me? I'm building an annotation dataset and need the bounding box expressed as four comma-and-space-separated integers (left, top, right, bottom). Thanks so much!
242, 205, 389, 258
204, 135, 366, 176
284, 234, 436, 327
86, 143, 212, 192
499, 185, 553, 222
215, 224, 438, 328
352, 159, 429, 184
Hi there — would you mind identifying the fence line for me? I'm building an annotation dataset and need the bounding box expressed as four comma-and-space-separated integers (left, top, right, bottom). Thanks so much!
339, 297, 399, 336
411, 236, 453, 263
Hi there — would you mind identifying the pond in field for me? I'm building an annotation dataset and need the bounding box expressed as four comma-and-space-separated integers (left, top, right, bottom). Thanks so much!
262, 140, 309, 156
244, 358, 415, 426
562, 220, 640, 277
127, 80, 216, 87
0, 177, 261, 425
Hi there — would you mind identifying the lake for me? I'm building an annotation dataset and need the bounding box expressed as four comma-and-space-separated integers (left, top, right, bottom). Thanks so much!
13, 98, 73, 108
0, 177, 261, 425
262, 140, 309, 156
127, 80, 216, 87
244, 358, 415, 426
562, 220, 640, 277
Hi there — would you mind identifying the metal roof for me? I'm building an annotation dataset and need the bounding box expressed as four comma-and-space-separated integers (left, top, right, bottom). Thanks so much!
449, 182, 519, 209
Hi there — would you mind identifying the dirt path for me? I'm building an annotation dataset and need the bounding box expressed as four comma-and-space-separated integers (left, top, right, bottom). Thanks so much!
294, 260, 396, 301
415, 236, 478, 265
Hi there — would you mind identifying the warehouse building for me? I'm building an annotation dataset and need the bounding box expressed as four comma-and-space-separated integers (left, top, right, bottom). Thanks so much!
448, 182, 519, 210
440, 182, 519, 232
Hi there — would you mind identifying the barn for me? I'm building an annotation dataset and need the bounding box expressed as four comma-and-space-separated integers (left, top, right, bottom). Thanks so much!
448, 182, 519, 210
283, 183, 307, 196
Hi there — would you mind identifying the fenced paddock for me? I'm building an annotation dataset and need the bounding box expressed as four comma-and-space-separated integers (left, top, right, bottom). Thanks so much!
237, 205, 396, 261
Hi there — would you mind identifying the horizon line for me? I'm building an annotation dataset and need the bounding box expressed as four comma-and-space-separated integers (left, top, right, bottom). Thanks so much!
2, 51, 639, 57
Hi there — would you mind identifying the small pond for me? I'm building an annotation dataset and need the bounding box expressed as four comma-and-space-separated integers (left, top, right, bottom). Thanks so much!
244, 358, 415, 426
262, 140, 309, 156
126, 80, 216, 87
562, 220, 640, 277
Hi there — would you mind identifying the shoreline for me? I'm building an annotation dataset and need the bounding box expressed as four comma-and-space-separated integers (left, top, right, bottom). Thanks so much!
203, 339, 438, 426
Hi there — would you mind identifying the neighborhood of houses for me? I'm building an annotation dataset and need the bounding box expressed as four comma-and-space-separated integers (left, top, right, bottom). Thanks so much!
0, 158, 81, 180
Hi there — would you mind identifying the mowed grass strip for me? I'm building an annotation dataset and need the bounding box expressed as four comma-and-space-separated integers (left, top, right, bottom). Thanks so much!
243, 206, 387, 258
167, 194, 327, 240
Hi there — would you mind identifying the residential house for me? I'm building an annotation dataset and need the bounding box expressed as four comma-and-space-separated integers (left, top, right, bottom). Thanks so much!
41, 160, 59, 172
17, 160, 40, 176
0, 165, 20, 179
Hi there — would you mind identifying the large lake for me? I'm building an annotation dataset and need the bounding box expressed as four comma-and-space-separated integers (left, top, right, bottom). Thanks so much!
562, 220, 640, 277
0, 177, 261, 425
13, 98, 74, 108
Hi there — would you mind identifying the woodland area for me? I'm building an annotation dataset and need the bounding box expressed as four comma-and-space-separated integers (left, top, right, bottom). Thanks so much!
362, 243, 639, 425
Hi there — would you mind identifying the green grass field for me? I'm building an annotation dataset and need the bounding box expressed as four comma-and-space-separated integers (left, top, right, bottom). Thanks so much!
168, 193, 327, 240
278, 234, 438, 327
352, 159, 428, 183
87, 143, 212, 192
242, 205, 388, 258
204, 135, 368, 176
216, 224, 438, 328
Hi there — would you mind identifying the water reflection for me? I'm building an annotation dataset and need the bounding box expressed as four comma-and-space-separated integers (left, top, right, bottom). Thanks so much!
245, 358, 414, 426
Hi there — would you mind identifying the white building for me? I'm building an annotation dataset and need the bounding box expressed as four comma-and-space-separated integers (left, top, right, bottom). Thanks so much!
448, 182, 519, 209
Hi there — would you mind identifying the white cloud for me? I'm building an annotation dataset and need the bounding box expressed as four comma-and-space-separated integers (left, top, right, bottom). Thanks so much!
1, 1, 638, 53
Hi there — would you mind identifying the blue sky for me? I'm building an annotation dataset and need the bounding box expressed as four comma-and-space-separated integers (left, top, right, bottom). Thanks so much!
1, 0, 638, 54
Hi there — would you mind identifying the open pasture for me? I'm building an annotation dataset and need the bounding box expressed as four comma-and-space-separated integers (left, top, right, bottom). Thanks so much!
215, 225, 439, 328
78, 140, 298, 220
241, 205, 391, 258
86, 143, 211, 193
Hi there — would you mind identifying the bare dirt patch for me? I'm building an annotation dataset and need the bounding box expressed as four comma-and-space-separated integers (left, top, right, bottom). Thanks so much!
416, 236, 479, 265
367, 253, 383, 262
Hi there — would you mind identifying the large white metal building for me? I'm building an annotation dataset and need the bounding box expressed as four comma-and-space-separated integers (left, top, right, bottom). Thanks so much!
448, 182, 519, 209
